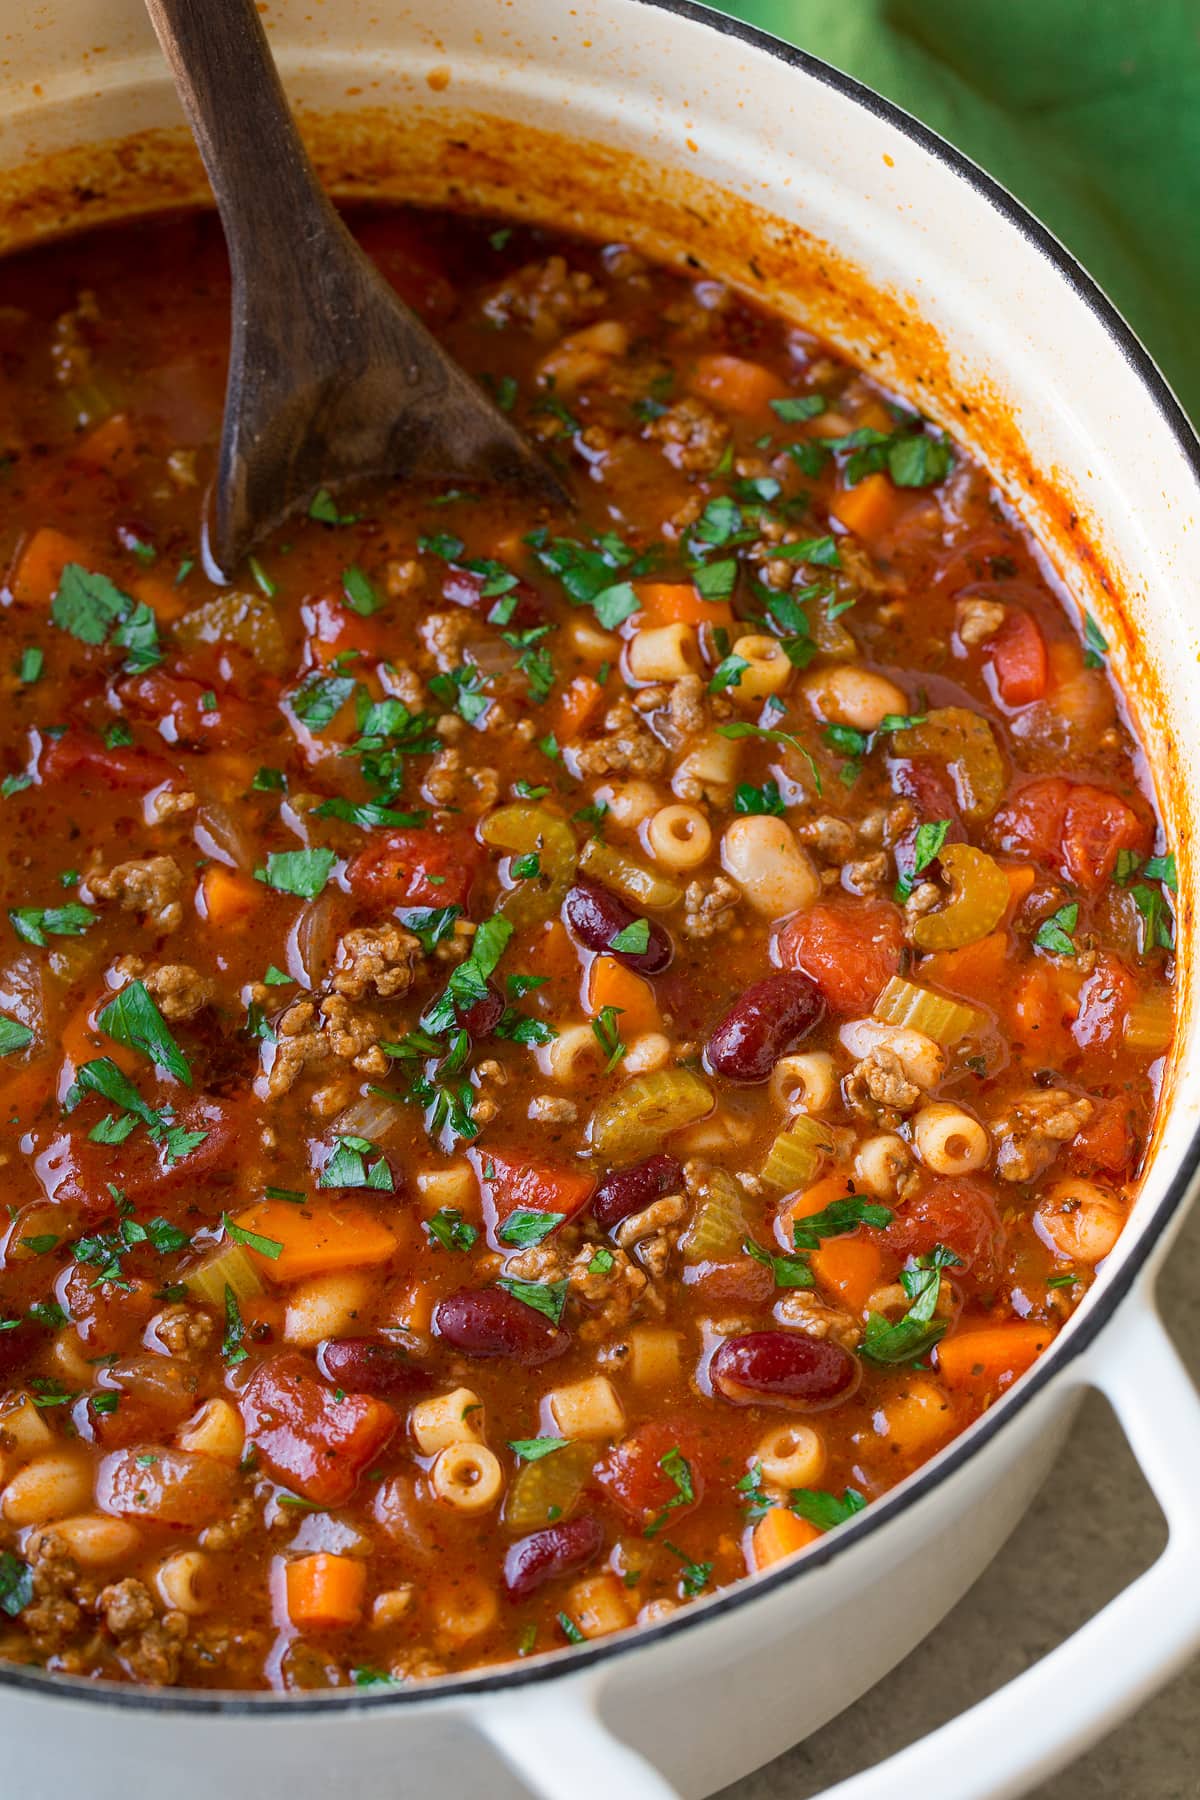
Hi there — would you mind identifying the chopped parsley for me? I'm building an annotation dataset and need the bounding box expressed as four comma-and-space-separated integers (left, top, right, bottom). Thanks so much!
862, 1244, 962, 1365
590, 1005, 627, 1074
308, 488, 360, 526
527, 531, 648, 629
9, 902, 95, 946
789, 1487, 867, 1531
50, 564, 162, 673
0, 1552, 33, 1618
497, 1276, 568, 1326
1083, 611, 1108, 668
644, 1446, 696, 1538
896, 818, 951, 900
289, 671, 357, 731
609, 917, 651, 956
743, 1238, 815, 1289
223, 1215, 283, 1260
791, 1196, 892, 1250
425, 1208, 478, 1253
256, 847, 337, 901
319, 1134, 394, 1191
716, 721, 822, 797
734, 779, 786, 817
0, 1016, 33, 1057
1034, 902, 1079, 958
664, 1541, 713, 1598
97, 979, 191, 1085
508, 1437, 569, 1463
498, 1209, 565, 1248
769, 394, 827, 423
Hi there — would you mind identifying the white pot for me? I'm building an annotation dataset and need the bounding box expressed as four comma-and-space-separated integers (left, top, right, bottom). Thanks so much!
2, 4, 1199, 1796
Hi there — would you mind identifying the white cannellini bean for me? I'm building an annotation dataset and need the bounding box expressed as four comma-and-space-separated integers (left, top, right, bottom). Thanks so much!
2, 1451, 92, 1527
1035, 1178, 1126, 1264
804, 666, 909, 732
34, 1514, 141, 1567
721, 816, 820, 918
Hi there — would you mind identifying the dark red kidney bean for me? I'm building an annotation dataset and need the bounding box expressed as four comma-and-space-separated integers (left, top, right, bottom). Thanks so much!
456, 979, 505, 1039
563, 879, 672, 975
710, 1331, 858, 1410
316, 1337, 429, 1398
704, 970, 824, 1084
503, 1514, 604, 1600
434, 1287, 570, 1367
592, 1153, 684, 1232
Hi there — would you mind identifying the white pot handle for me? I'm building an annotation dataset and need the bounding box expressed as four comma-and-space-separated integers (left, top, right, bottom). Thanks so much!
478, 1283, 1200, 1800
478, 1676, 680, 1800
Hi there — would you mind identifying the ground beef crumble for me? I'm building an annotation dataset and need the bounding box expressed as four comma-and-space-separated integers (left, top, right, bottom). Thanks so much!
84, 855, 184, 933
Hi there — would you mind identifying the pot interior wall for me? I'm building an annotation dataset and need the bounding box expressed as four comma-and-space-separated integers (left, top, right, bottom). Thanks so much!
0, 0, 1197, 1472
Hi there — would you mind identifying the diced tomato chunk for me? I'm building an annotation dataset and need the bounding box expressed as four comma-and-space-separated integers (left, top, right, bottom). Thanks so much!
61, 1265, 156, 1353
883, 1177, 1005, 1285
301, 592, 388, 665
1072, 952, 1139, 1056
594, 1419, 712, 1530
1066, 1095, 1136, 1177
240, 1353, 397, 1506
987, 609, 1048, 707
777, 898, 905, 1015
346, 828, 483, 908
471, 1148, 594, 1241
991, 776, 1070, 868
1007, 962, 1077, 1066
36, 1099, 236, 1219
1060, 786, 1150, 893
39, 730, 176, 793
119, 668, 258, 749
993, 777, 1150, 893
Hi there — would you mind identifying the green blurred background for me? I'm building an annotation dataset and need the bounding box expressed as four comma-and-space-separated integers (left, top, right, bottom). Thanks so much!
714, 0, 1200, 426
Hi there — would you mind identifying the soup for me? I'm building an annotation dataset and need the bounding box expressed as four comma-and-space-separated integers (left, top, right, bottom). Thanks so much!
0, 207, 1173, 1688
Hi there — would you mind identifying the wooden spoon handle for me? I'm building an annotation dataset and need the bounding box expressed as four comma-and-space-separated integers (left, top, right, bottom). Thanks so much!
144, 0, 339, 266
144, 0, 569, 575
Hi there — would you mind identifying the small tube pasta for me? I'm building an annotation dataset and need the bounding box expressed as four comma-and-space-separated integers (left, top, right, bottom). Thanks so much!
770, 1052, 837, 1116
912, 1102, 990, 1174
644, 804, 712, 871
410, 1389, 484, 1455
547, 1376, 625, 1441
430, 1442, 504, 1514
728, 635, 793, 702
756, 1424, 825, 1489
625, 622, 702, 683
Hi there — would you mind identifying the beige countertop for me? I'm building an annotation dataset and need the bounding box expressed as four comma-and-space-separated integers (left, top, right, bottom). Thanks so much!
720, 1199, 1200, 1800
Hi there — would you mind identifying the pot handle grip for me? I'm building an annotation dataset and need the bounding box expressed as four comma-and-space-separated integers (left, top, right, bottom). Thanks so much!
809, 1289, 1200, 1800
477, 1677, 682, 1800
477, 1288, 1200, 1800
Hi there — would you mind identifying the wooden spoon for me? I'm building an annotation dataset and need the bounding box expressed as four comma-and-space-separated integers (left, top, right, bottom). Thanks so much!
143, 0, 569, 579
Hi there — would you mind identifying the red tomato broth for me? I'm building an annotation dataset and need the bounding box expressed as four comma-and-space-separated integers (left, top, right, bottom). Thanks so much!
0, 206, 1174, 1690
